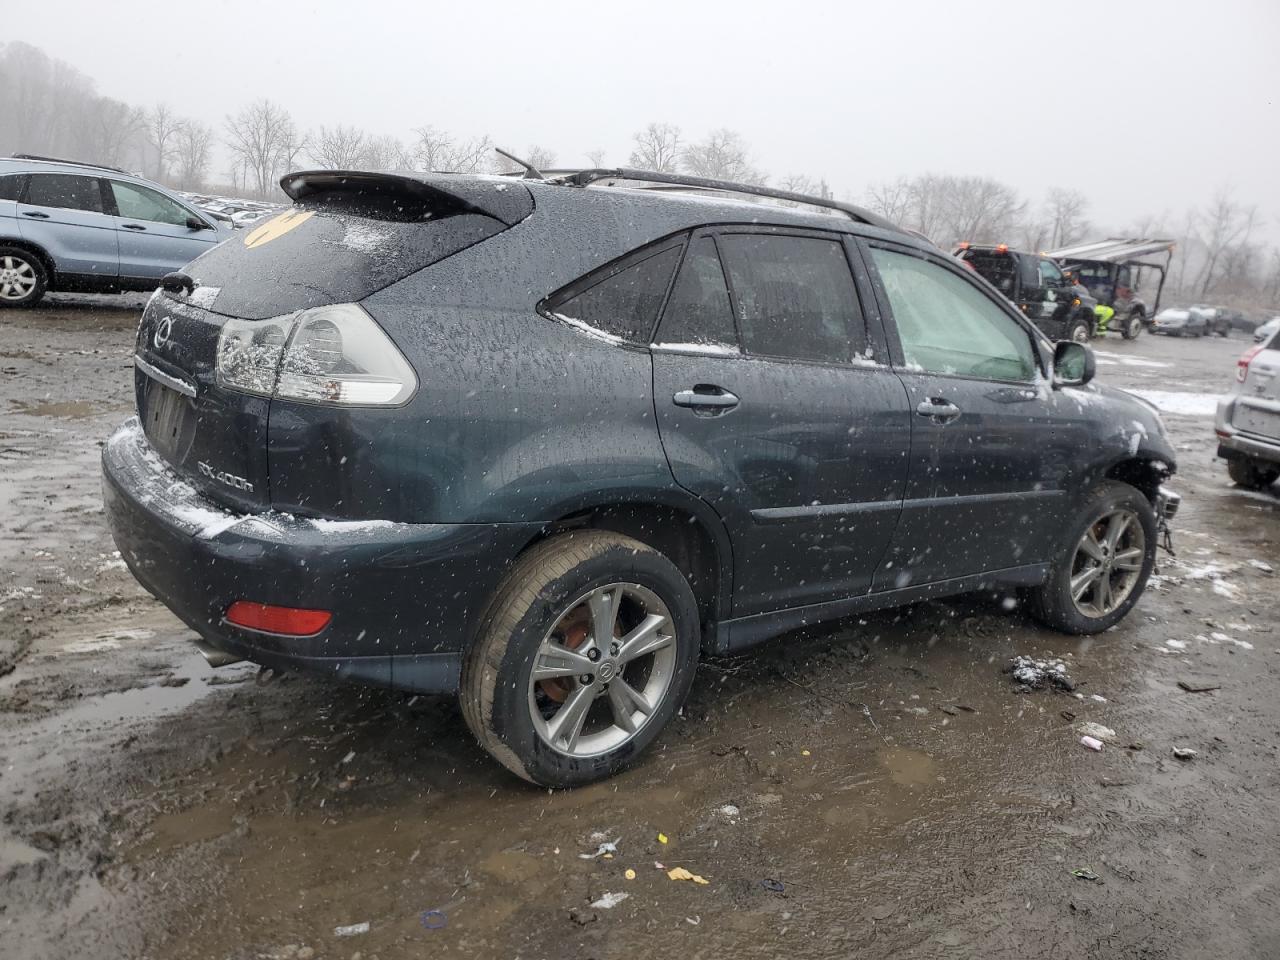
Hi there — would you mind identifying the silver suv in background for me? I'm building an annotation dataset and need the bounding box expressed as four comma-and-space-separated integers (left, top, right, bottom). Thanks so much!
1216, 325, 1280, 489
0, 155, 232, 307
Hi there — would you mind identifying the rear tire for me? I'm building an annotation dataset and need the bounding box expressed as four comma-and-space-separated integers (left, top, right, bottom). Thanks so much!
1029, 481, 1158, 635
1227, 457, 1280, 490
1122, 314, 1143, 340
460, 530, 700, 788
0, 247, 47, 307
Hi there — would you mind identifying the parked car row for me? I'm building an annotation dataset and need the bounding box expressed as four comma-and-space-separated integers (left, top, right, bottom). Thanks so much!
178, 192, 278, 227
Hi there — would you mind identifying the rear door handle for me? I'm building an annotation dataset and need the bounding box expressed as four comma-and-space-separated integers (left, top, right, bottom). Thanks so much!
22, 211, 49, 219
674, 386, 739, 410
121, 223, 147, 231
916, 398, 961, 422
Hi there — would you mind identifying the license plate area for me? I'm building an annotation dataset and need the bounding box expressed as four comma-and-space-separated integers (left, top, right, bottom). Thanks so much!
1237, 404, 1280, 440
141, 378, 197, 466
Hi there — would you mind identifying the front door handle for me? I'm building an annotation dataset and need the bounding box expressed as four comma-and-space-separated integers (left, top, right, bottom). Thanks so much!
121, 223, 147, 231
916, 398, 961, 422
22, 211, 49, 219
674, 386, 739, 410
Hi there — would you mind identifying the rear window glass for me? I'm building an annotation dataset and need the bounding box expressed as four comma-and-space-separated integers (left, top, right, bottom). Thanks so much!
0, 175, 24, 202
547, 245, 682, 343
654, 237, 738, 350
718, 233, 863, 363
962, 252, 1017, 295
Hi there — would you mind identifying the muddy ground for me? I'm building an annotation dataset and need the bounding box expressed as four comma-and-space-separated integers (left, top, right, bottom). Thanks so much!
2, 297, 1278, 960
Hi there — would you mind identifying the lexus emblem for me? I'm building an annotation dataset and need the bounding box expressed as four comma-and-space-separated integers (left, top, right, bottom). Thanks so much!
153, 316, 174, 349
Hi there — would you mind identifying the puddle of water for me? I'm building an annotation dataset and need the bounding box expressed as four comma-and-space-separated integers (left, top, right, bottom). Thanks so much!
10, 399, 126, 419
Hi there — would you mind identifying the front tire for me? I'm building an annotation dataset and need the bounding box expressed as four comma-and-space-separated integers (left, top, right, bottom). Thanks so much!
1122, 314, 1143, 340
1067, 319, 1091, 343
460, 530, 700, 787
0, 247, 47, 307
1029, 481, 1158, 635
1227, 457, 1280, 490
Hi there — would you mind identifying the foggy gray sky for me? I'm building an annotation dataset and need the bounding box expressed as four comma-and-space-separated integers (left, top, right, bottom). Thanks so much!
15, 0, 1280, 233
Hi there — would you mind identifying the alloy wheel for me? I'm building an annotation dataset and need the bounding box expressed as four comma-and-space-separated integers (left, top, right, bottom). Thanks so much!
1069, 508, 1146, 618
528, 583, 677, 757
0, 255, 37, 301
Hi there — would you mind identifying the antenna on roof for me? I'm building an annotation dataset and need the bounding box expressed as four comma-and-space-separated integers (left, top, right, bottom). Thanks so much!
493, 147, 545, 181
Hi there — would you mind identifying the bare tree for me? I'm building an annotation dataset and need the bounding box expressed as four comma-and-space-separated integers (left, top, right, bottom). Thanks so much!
173, 119, 213, 190
628, 122, 681, 172
144, 104, 182, 182
681, 129, 763, 184
410, 126, 493, 173
308, 124, 368, 169
360, 134, 406, 171
585, 149, 606, 168
1045, 187, 1089, 248
1195, 189, 1258, 295
942, 176, 1026, 246
88, 98, 144, 168
864, 177, 913, 223
224, 99, 299, 197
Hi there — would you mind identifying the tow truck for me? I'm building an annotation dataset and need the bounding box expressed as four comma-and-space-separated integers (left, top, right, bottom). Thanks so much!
1045, 237, 1176, 340
954, 243, 1098, 342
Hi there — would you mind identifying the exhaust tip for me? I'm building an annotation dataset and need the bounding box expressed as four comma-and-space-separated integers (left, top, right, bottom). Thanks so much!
190, 636, 245, 668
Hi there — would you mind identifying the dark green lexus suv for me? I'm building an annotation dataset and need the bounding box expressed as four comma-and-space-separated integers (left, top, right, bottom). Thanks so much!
103, 167, 1179, 786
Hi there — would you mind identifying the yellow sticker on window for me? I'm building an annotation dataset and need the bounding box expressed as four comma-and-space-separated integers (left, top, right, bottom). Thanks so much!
243, 209, 315, 249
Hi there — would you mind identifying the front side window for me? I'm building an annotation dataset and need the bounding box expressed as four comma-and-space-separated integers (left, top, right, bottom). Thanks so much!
546, 244, 682, 342
718, 233, 864, 363
1038, 259, 1065, 285
110, 181, 192, 226
24, 174, 104, 213
870, 247, 1037, 382
653, 236, 738, 350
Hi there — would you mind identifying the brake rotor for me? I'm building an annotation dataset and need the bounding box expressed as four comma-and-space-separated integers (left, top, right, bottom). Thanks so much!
539, 604, 591, 703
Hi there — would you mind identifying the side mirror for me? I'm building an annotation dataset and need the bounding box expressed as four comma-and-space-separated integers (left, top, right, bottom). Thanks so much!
186, 216, 211, 231
1053, 340, 1095, 387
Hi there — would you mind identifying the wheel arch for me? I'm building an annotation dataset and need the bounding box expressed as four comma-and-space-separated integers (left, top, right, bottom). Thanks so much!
1102, 455, 1171, 506
0, 237, 55, 283
520, 493, 733, 643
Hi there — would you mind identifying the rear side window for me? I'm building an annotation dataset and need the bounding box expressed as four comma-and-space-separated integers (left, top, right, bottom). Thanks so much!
24, 174, 105, 213
0, 175, 24, 201
718, 233, 864, 363
870, 247, 1037, 382
653, 236, 738, 350
546, 244, 682, 343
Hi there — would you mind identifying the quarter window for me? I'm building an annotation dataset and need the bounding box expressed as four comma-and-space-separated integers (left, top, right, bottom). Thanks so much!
24, 174, 104, 213
718, 234, 864, 363
653, 236, 738, 350
110, 181, 193, 227
870, 247, 1037, 382
546, 244, 682, 343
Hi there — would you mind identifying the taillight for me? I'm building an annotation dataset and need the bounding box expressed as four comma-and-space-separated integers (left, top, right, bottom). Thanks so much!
1238, 344, 1264, 383
216, 303, 417, 406
226, 601, 332, 636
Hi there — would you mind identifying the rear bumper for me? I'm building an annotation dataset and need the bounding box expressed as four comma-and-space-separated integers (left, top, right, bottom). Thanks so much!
101, 418, 540, 693
1215, 397, 1280, 467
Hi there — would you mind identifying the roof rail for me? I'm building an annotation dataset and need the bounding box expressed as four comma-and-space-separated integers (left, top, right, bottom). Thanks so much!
9, 153, 132, 175
555, 168, 899, 232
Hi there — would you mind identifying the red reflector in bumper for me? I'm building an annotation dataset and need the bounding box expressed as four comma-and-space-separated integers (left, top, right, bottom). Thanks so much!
226, 601, 332, 636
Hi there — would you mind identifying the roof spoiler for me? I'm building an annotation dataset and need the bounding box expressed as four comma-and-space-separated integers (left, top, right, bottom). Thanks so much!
279, 170, 533, 227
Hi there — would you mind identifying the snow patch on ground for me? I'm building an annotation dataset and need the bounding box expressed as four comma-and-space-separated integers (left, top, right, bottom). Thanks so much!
1123, 390, 1225, 417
